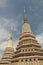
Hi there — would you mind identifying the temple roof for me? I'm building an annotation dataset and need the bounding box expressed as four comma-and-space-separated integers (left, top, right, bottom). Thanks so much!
22, 8, 32, 33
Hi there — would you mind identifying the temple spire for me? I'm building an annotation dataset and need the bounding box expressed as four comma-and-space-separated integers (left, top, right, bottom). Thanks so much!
24, 7, 27, 23
7, 29, 13, 48
9, 31, 12, 40
22, 8, 32, 33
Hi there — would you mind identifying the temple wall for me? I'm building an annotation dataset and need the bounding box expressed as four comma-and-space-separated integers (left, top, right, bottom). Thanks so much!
0, 64, 8, 65
0, 61, 43, 65
12, 61, 43, 65
38, 61, 43, 65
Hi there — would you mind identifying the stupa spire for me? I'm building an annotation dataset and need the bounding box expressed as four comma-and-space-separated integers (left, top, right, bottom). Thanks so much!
9, 31, 12, 40
24, 7, 27, 22
22, 7, 32, 33
7, 29, 13, 48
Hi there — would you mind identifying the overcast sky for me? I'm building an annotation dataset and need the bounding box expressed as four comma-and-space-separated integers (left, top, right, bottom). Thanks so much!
0, 0, 43, 58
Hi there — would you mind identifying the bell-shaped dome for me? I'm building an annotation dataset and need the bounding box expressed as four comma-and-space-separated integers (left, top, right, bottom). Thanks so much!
22, 8, 32, 33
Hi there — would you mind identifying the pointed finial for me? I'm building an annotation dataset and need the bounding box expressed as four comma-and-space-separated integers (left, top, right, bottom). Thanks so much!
9, 26, 13, 40
24, 7, 27, 23
7, 27, 13, 48
24, 7, 26, 13
9, 31, 12, 40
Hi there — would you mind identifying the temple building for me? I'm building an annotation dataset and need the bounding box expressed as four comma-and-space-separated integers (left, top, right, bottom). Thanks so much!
0, 8, 43, 65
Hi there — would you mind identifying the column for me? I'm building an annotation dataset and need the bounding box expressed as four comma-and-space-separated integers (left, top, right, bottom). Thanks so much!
31, 59, 33, 65
27, 59, 29, 65
36, 58, 38, 65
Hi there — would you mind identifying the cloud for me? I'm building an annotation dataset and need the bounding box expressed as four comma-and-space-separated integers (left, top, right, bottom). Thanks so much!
35, 21, 43, 48
0, 16, 20, 32
0, 28, 9, 42
0, 16, 20, 42
0, 41, 7, 59
36, 33, 43, 48
0, 0, 8, 8
0, 41, 7, 51
36, 22, 43, 34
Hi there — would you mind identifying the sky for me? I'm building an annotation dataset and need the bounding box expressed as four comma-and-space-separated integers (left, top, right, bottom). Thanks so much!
0, 0, 43, 58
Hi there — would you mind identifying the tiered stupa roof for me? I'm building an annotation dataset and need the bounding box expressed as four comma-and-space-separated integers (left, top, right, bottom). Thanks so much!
0, 32, 14, 65
13, 8, 43, 64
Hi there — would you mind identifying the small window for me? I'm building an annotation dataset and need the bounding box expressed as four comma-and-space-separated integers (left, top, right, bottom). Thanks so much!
30, 59, 31, 61
21, 59, 23, 62
34, 59, 35, 61
25, 59, 27, 61
25, 49, 27, 51
23, 50, 24, 51
31, 49, 33, 51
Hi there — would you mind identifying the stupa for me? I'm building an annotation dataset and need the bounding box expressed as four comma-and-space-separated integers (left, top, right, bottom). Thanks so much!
0, 32, 14, 65
12, 8, 43, 65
